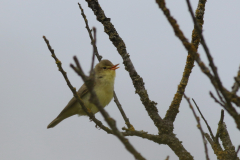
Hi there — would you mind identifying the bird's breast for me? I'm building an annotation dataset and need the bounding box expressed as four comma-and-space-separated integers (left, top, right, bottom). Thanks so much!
95, 81, 114, 107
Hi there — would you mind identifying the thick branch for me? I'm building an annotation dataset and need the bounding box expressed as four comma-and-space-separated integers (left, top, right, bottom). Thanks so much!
123, 131, 193, 160
164, 0, 207, 122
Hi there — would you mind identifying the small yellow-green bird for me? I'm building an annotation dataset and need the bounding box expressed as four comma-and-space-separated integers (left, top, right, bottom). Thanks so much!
47, 60, 119, 129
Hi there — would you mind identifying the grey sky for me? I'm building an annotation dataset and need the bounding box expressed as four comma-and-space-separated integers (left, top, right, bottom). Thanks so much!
1, 0, 239, 160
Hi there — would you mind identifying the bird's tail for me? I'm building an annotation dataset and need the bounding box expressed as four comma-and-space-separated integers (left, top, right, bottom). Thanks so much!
47, 118, 63, 129
47, 102, 79, 129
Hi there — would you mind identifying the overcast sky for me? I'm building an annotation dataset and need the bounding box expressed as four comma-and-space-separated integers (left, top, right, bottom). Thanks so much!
1, 0, 240, 160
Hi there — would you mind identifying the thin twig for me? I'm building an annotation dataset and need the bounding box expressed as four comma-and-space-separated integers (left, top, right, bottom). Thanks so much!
71, 56, 146, 160
215, 110, 224, 143
209, 92, 226, 109
43, 36, 112, 134
215, 88, 225, 105
90, 27, 96, 73
228, 92, 240, 107
184, 94, 210, 160
204, 133, 214, 146
165, 156, 169, 160
113, 92, 134, 130
232, 66, 240, 94
78, 3, 102, 61
78, 3, 134, 129
192, 98, 215, 140
236, 145, 240, 159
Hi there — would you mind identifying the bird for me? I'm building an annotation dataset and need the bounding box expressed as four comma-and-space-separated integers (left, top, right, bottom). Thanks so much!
47, 59, 119, 129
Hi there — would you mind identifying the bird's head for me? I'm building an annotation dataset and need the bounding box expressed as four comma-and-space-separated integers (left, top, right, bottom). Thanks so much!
94, 60, 119, 80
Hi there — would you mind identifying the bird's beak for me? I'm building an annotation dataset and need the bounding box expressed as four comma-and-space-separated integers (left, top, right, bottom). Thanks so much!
110, 64, 120, 70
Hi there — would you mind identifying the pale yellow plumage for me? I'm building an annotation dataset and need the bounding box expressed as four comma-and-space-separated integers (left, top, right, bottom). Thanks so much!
47, 59, 119, 129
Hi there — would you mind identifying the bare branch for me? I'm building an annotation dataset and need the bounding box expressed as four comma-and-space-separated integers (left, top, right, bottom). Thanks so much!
165, 156, 169, 160
90, 27, 96, 73
209, 92, 227, 109
186, 0, 230, 105
204, 133, 214, 146
78, 3, 102, 61
218, 122, 238, 159
155, 0, 197, 56
219, 123, 235, 151
192, 98, 215, 141
236, 145, 240, 159
232, 66, 240, 94
184, 94, 210, 160
217, 110, 224, 128
214, 110, 224, 145
186, 0, 240, 130
207, 110, 239, 160
113, 92, 135, 130
123, 130, 193, 160
159, 0, 207, 122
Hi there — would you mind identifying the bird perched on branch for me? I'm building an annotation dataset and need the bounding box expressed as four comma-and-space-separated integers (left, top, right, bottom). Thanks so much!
47, 59, 119, 129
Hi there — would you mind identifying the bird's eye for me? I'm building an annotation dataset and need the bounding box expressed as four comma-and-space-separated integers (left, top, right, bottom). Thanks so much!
103, 67, 107, 69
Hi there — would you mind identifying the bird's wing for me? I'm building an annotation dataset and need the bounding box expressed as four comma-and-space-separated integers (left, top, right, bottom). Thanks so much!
78, 83, 89, 98
56, 83, 91, 117
47, 84, 92, 128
